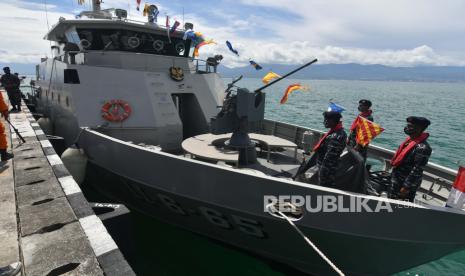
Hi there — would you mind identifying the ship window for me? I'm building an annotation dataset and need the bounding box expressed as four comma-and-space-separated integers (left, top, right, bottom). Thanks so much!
64, 69, 80, 84
76, 28, 191, 57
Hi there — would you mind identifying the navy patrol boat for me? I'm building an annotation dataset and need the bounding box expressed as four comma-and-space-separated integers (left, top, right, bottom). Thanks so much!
30, 1, 465, 275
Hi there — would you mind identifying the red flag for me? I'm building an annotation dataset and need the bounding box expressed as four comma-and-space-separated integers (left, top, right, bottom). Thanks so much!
454, 166, 465, 192
280, 84, 309, 104
446, 166, 465, 209
170, 21, 180, 34
165, 16, 171, 43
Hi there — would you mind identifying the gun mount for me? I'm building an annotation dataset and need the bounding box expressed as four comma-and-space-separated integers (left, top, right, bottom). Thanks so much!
210, 84, 266, 164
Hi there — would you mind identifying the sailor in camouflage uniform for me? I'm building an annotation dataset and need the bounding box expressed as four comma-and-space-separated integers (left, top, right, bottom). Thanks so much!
312, 111, 348, 187
389, 116, 432, 202
348, 99, 373, 160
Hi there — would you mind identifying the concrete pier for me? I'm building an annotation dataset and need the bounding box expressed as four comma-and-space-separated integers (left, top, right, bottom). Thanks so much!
0, 92, 134, 275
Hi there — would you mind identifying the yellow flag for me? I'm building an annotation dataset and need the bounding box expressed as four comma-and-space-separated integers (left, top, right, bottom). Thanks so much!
355, 116, 384, 146
143, 3, 149, 16
262, 71, 282, 84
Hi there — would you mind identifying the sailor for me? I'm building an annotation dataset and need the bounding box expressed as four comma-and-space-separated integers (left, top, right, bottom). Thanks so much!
312, 111, 348, 187
0, 90, 14, 162
389, 116, 432, 202
0, 67, 21, 112
348, 99, 373, 160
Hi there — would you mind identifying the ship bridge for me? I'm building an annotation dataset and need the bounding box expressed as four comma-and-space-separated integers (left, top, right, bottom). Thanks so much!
45, 17, 192, 58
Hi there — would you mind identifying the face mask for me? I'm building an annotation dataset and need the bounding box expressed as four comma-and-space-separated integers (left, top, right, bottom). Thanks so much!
404, 126, 414, 135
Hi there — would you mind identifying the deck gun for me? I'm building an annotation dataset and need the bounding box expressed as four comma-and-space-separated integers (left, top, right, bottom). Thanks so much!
210, 59, 318, 164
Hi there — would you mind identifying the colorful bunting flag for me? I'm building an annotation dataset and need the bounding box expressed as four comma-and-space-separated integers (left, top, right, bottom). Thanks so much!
143, 4, 159, 23
193, 39, 216, 57
183, 29, 195, 40
353, 116, 384, 146
262, 71, 281, 84
142, 3, 149, 16
280, 84, 310, 104
327, 102, 345, 113
226, 41, 239, 56
249, 60, 263, 70
170, 21, 180, 34
446, 166, 465, 209
165, 16, 171, 43
194, 32, 205, 45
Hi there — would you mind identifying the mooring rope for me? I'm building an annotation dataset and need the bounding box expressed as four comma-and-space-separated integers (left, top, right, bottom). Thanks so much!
277, 211, 345, 276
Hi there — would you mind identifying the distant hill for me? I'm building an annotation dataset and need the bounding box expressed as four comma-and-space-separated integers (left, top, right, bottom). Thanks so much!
218, 63, 465, 82
7, 62, 465, 82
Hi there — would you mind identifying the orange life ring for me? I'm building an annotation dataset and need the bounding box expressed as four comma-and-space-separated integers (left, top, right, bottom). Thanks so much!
101, 99, 132, 122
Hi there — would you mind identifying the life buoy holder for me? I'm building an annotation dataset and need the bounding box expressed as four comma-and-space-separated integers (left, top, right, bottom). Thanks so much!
101, 99, 132, 122
175, 42, 185, 54
80, 39, 91, 49
127, 37, 140, 49
153, 40, 164, 52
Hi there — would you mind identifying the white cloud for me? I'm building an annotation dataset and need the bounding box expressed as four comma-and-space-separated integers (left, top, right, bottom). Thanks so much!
0, 1, 74, 64
200, 42, 464, 68
1, 0, 465, 68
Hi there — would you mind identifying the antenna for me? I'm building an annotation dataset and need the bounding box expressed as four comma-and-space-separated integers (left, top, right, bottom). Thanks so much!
254, 59, 318, 93
43, 0, 52, 55
43, 0, 50, 31
92, 0, 101, 12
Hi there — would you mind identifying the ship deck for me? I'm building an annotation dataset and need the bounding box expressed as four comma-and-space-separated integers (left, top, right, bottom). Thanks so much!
177, 125, 455, 209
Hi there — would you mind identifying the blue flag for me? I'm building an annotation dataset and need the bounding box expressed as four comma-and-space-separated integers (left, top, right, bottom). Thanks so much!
226, 41, 239, 56
328, 102, 345, 113
249, 60, 262, 70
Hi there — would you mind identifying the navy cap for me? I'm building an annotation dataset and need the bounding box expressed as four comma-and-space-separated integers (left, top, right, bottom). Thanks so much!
407, 116, 430, 129
359, 99, 372, 107
323, 111, 342, 121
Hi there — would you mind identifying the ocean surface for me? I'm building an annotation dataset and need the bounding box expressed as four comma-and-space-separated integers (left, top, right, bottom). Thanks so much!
83, 79, 465, 275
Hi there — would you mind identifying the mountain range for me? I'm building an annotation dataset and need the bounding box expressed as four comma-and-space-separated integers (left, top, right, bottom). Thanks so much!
218, 63, 465, 82
6, 62, 465, 82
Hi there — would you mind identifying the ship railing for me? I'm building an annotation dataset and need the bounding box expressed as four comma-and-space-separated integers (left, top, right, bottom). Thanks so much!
193, 58, 218, 74
260, 118, 457, 200
122, 18, 187, 33
75, 13, 187, 33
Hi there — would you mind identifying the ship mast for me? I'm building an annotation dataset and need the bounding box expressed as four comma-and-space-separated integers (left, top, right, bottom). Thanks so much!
92, 0, 101, 12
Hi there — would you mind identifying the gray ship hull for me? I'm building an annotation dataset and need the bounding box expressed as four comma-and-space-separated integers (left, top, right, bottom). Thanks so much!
79, 128, 465, 276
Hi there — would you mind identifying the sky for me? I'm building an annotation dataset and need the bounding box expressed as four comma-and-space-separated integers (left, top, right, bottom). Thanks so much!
1, 0, 465, 71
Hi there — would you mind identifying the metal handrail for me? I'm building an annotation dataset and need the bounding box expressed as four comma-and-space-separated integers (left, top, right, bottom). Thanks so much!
261, 118, 458, 183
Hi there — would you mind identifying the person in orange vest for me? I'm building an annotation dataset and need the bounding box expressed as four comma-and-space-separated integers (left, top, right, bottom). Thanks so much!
0, 91, 14, 162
